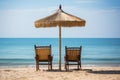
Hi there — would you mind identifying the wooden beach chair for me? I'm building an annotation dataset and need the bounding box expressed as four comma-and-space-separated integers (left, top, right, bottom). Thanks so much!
34, 45, 53, 71
64, 46, 82, 70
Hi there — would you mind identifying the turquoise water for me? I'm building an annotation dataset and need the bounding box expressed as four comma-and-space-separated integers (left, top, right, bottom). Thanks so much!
0, 38, 120, 66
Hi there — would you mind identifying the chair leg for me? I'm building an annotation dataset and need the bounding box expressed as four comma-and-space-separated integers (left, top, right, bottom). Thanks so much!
49, 62, 51, 70
80, 61, 82, 70
67, 62, 69, 70
66, 64, 68, 71
65, 62, 69, 71
35, 56, 39, 71
65, 61, 67, 71
51, 61, 52, 70
77, 61, 80, 70
48, 61, 52, 70
36, 61, 39, 71
36, 64, 38, 71
48, 62, 49, 70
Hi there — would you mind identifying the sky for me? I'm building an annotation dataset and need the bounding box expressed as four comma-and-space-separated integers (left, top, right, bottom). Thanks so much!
0, 0, 120, 38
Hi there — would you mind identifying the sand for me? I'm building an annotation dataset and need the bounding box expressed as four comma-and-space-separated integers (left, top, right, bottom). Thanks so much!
0, 66, 120, 80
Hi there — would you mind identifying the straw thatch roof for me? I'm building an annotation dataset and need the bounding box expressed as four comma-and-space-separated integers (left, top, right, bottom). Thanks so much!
35, 6, 86, 27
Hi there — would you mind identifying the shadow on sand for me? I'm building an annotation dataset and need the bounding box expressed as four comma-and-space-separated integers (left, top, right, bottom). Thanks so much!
45, 69, 120, 74
45, 69, 92, 72
87, 70, 120, 74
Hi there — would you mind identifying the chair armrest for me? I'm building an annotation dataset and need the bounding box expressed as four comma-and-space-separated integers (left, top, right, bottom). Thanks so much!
35, 55, 39, 61
77, 55, 80, 61
64, 55, 68, 61
48, 55, 53, 61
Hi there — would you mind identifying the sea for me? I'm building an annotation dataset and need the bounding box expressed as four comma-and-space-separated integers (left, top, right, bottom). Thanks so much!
0, 38, 120, 67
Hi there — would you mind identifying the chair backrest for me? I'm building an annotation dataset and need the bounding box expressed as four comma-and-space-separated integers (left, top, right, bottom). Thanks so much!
34, 45, 51, 61
65, 46, 82, 61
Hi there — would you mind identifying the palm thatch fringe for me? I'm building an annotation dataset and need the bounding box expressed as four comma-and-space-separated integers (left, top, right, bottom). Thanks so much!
35, 21, 85, 28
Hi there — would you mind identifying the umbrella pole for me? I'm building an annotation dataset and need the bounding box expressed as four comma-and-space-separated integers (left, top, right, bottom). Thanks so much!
59, 26, 62, 71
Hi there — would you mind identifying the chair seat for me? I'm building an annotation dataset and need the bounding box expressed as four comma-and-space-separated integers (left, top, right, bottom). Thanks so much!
66, 60, 79, 62
39, 60, 50, 61
66, 63, 80, 65
39, 63, 51, 65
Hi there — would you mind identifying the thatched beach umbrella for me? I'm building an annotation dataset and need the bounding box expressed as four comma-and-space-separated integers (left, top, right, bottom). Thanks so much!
34, 5, 86, 70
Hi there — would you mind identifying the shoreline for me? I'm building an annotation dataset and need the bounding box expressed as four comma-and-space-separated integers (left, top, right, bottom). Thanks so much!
1, 63, 120, 68
0, 64, 120, 69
